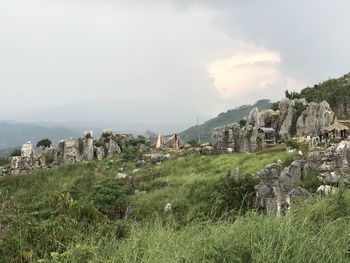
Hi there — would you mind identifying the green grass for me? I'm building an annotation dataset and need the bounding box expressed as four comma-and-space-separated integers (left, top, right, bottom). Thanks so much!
4, 145, 350, 262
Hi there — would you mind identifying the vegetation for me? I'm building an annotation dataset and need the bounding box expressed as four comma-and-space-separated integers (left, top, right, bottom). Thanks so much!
0, 147, 300, 262
180, 99, 272, 143
285, 73, 350, 115
10, 148, 21, 157
187, 139, 200, 148
36, 138, 52, 149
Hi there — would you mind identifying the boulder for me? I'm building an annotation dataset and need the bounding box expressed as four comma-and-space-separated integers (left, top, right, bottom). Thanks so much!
99, 129, 121, 157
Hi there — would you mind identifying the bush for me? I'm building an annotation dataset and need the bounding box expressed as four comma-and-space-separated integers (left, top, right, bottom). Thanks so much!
187, 139, 200, 148
285, 139, 299, 150
300, 171, 321, 193
10, 148, 21, 157
90, 179, 129, 218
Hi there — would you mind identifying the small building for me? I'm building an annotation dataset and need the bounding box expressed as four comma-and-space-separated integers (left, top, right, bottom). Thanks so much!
324, 120, 349, 139
258, 127, 276, 144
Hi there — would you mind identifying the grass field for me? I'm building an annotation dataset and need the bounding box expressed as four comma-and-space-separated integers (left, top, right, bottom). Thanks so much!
1, 145, 349, 262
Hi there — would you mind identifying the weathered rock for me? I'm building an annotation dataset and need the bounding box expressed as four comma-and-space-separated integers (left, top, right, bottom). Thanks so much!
296, 101, 334, 136
80, 131, 94, 161
151, 153, 165, 164
94, 146, 105, 160
21, 141, 35, 159
116, 173, 128, 179
99, 129, 121, 157
57, 138, 82, 165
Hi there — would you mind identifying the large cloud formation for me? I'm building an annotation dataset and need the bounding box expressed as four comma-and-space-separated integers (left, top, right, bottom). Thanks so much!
1, 0, 350, 125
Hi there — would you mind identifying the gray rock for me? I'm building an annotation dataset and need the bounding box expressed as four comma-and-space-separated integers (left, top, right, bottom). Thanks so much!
151, 153, 165, 164
296, 101, 334, 136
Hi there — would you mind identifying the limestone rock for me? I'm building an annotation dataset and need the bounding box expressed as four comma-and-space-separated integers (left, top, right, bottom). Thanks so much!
296, 101, 334, 136
57, 138, 82, 165
21, 141, 35, 159
80, 131, 94, 161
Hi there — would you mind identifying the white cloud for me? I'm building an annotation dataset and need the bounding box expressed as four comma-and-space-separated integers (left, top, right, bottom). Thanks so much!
207, 47, 303, 100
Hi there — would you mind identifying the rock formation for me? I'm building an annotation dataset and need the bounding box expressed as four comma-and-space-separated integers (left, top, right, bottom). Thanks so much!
255, 141, 350, 215
296, 101, 334, 136
7, 130, 124, 176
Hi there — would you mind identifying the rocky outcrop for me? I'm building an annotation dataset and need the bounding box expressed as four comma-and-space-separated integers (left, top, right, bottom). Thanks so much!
255, 141, 350, 215
296, 101, 334, 136
57, 138, 82, 165
99, 129, 122, 157
8, 130, 123, 176
210, 110, 266, 153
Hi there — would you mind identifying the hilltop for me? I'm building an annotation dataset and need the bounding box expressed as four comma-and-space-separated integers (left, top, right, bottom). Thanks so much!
287, 72, 350, 118
180, 99, 272, 143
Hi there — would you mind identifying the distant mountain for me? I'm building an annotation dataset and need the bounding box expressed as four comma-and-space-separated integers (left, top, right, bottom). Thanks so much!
180, 99, 273, 143
0, 121, 79, 151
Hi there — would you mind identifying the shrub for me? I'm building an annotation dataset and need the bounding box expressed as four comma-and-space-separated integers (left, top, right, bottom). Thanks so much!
187, 139, 200, 148
10, 148, 21, 157
90, 179, 129, 218
285, 139, 299, 150
300, 171, 321, 193
220, 170, 258, 215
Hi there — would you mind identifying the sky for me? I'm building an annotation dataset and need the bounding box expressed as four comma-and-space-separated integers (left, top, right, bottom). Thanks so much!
1, 0, 350, 130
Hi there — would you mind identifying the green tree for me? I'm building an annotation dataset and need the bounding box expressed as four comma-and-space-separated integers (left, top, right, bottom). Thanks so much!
36, 138, 52, 149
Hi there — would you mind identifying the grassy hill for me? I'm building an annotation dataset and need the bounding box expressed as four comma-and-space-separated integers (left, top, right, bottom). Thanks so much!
180, 99, 272, 143
287, 72, 350, 118
2, 146, 350, 262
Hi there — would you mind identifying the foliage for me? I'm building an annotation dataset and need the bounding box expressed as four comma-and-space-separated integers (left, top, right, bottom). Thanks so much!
0, 157, 9, 166
36, 138, 52, 149
239, 119, 247, 127
285, 90, 301, 100
10, 148, 21, 157
90, 179, 129, 218
299, 171, 321, 193
285, 138, 299, 149
271, 101, 279, 111
187, 139, 200, 148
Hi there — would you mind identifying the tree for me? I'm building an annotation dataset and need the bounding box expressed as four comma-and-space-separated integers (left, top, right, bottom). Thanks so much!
36, 138, 52, 149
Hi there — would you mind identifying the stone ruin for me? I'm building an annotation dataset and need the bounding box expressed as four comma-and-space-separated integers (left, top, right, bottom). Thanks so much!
209, 98, 335, 153
7, 129, 126, 176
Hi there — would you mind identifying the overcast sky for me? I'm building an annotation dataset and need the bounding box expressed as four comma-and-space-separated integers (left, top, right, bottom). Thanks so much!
1, 0, 350, 127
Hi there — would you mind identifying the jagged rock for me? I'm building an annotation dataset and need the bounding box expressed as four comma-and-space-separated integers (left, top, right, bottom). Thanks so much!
94, 146, 105, 160
246, 107, 260, 127
99, 129, 121, 157
57, 138, 82, 165
278, 99, 296, 139
209, 111, 266, 153
21, 141, 35, 159
80, 131, 94, 161
296, 101, 334, 136
10, 156, 34, 175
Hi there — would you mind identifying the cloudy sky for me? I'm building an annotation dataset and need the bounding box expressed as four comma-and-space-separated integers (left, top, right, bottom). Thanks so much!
1, 0, 350, 128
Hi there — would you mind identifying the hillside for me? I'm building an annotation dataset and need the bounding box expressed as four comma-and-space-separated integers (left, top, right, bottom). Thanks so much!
288, 72, 350, 118
2, 146, 350, 262
180, 99, 273, 143
0, 121, 79, 153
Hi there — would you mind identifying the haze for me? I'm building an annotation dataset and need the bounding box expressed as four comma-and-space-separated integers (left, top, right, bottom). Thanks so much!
1, 0, 350, 132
